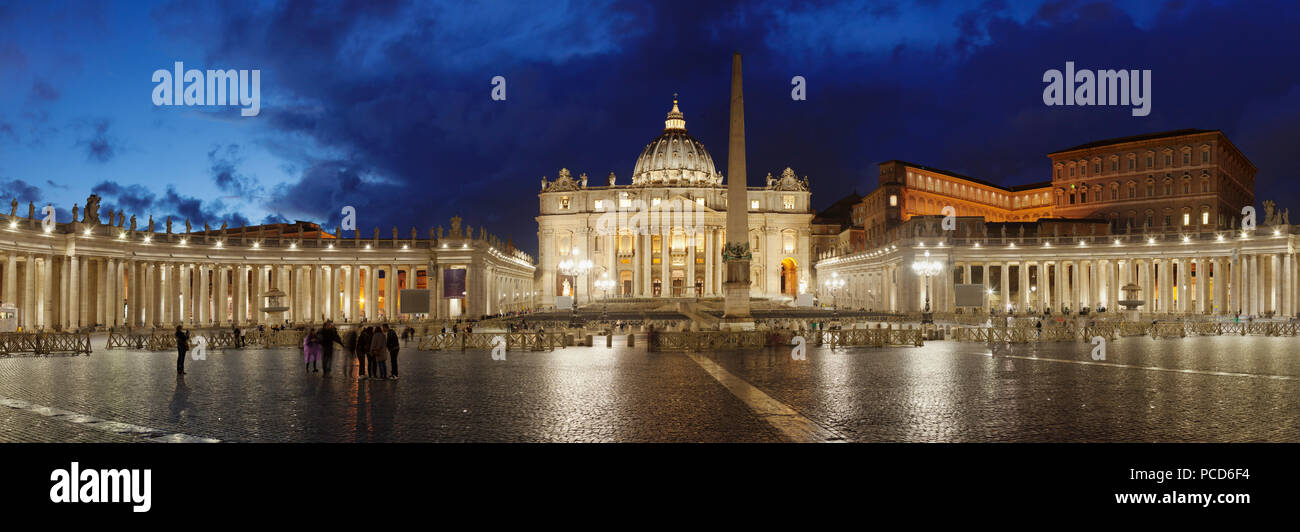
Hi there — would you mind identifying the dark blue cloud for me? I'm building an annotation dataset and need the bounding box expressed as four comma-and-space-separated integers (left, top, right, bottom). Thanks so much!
90, 180, 250, 230
0, 178, 42, 203
75, 118, 118, 163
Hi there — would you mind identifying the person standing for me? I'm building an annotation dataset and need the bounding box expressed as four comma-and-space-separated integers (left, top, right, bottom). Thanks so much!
175, 325, 189, 375
384, 324, 400, 380
357, 326, 373, 380
370, 324, 389, 380
318, 320, 343, 377
304, 328, 321, 373
342, 325, 359, 378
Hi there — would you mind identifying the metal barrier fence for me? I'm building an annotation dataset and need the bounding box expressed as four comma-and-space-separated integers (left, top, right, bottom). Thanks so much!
951, 320, 1300, 342
416, 332, 567, 352
649, 328, 926, 351
0, 332, 92, 355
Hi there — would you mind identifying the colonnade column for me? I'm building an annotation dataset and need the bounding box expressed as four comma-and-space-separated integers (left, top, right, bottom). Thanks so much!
999, 262, 1009, 312
707, 227, 717, 293
1016, 263, 1026, 309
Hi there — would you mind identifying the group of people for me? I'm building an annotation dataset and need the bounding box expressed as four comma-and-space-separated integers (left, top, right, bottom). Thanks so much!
338, 324, 401, 380
173, 321, 402, 380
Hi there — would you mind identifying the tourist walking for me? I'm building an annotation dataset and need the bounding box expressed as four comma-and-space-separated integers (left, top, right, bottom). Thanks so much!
343, 326, 359, 378
304, 328, 321, 372
369, 325, 389, 379
318, 320, 343, 376
175, 325, 189, 375
384, 324, 400, 380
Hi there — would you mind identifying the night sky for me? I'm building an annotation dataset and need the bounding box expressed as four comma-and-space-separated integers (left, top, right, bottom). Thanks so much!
1, 0, 1297, 256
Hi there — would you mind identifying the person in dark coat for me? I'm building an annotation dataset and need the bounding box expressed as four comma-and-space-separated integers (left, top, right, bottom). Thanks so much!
175, 325, 189, 375
357, 326, 372, 380
342, 326, 359, 378
317, 320, 344, 376
384, 324, 401, 380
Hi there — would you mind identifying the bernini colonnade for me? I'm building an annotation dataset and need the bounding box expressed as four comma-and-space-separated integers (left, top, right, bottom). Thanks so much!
0, 201, 535, 331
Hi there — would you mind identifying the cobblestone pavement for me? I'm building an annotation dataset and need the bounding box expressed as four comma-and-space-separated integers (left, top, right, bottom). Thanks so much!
0, 335, 1296, 442
706, 335, 1300, 442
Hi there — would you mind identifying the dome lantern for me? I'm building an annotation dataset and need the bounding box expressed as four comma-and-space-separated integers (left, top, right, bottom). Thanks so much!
632, 95, 720, 187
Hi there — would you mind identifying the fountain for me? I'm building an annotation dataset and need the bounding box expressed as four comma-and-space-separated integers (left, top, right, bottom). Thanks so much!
260, 288, 290, 324
1117, 283, 1145, 321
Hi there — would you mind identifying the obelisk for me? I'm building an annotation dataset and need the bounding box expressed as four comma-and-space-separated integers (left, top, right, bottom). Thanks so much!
722, 52, 752, 324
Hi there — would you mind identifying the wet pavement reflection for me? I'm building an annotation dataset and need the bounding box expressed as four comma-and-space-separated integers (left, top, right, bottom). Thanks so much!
0, 335, 1295, 442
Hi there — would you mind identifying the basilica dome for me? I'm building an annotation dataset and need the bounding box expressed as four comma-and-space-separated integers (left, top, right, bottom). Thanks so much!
631, 97, 721, 186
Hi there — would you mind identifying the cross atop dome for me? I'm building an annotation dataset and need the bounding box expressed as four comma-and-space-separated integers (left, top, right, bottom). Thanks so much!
664, 94, 686, 131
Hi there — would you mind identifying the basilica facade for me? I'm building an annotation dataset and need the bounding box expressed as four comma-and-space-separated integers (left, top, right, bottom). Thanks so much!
535, 98, 815, 307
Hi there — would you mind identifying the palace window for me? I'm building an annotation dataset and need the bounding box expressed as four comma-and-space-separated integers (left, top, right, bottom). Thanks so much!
594, 199, 605, 211
783, 195, 795, 210
1164, 183, 1172, 195
1080, 191, 1087, 203
1164, 154, 1172, 166
1182, 213, 1190, 226
1183, 152, 1191, 164
695, 197, 704, 206
889, 194, 897, 206
1094, 162, 1100, 173
559, 196, 570, 210
1164, 215, 1172, 227
1202, 151, 1209, 163
1111, 160, 1117, 171
1202, 211, 1210, 225
651, 197, 661, 207
619, 193, 631, 209
1111, 187, 1118, 200
750, 199, 759, 210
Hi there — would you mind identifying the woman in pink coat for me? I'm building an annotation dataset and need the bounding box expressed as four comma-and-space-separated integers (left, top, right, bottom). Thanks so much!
304, 328, 322, 373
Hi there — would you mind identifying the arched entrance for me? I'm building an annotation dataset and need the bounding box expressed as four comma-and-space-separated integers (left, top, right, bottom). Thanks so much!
780, 258, 798, 296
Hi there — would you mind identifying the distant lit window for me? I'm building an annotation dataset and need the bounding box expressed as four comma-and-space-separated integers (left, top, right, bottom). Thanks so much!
695, 197, 705, 206
651, 197, 661, 207
1183, 213, 1190, 226
593, 199, 605, 211
889, 194, 897, 207
559, 196, 570, 210
783, 195, 795, 209
619, 193, 631, 209
750, 199, 759, 210
1202, 211, 1209, 225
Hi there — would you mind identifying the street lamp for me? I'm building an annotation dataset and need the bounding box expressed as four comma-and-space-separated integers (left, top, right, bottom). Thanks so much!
595, 275, 616, 320
911, 250, 942, 324
822, 272, 846, 318
557, 247, 593, 301
558, 248, 592, 324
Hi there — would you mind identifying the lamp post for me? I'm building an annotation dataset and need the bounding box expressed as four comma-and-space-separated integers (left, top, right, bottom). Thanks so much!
595, 276, 616, 321
822, 272, 846, 318
911, 250, 942, 324
556, 247, 592, 323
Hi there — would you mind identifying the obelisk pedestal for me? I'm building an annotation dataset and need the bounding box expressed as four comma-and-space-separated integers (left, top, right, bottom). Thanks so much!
721, 52, 753, 330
